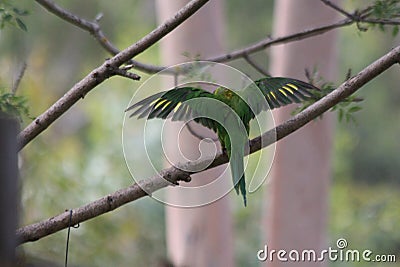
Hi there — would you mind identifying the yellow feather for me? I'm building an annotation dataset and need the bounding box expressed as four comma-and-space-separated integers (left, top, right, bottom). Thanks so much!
270, 92, 277, 99
279, 88, 288, 97
282, 86, 294, 94
173, 102, 182, 113
149, 98, 160, 106
161, 101, 172, 110
154, 99, 167, 109
286, 83, 298, 90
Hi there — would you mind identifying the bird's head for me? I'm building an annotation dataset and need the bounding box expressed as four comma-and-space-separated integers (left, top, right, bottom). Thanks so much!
214, 87, 234, 99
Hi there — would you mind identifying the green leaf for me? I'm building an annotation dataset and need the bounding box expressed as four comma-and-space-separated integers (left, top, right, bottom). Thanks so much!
12, 8, 28, 16
345, 113, 351, 123
338, 108, 344, 122
3, 13, 12, 22
0, 88, 31, 121
341, 101, 351, 107
15, 17, 27, 31
392, 25, 399, 36
345, 113, 356, 124
348, 106, 362, 113
290, 69, 362, 124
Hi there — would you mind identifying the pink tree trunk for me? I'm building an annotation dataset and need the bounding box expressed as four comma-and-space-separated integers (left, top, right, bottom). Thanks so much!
263, 1, 340, 266
156, 1, 234, 266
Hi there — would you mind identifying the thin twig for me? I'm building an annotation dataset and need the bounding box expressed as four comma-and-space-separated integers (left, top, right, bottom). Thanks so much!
361, 18, 400, 26
11, 62, 27, 95
320, 0, 400, 26
34, 0, 170, 75
207, 19, 354, 62
207, 6, 400, 64
17, 0, 211, 150
112, 68, 141, 81
16, 45, 400, 244
320, 0, 354, 19
34, 0, 400, 76
243, 54, 270, 77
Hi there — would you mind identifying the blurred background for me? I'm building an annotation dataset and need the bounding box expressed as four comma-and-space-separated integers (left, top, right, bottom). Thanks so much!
1, 0, 399, 266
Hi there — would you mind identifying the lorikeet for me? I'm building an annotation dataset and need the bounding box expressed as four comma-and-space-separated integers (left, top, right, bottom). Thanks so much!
126, 77, 319, 206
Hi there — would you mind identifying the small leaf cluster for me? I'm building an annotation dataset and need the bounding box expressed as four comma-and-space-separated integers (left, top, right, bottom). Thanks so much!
330, 91, 362, 123
370, 0, 400, 20
0, 1, 28, 31
363, 0, 400, 36
0, 88, 30, 121
293, 69, 362, 123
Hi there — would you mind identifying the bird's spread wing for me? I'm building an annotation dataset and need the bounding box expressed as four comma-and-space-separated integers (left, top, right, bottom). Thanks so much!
126, 87, 221, 132
243, 77, 319, 117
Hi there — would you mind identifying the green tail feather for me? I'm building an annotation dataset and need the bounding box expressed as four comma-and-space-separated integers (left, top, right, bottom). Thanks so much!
229, 147, 247, 207
234, 175, 247, 207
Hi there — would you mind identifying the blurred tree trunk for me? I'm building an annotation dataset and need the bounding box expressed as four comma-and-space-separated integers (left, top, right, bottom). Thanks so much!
155, 1, 234, 266
0, 113, 18, 267
263, 1, 340, 266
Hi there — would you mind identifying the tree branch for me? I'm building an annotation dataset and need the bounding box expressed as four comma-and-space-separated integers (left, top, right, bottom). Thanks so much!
11, 61, 27, 95
361, 18, 400, 26
16, 45, 400, 245
243, 54, 270, 77
206, 4, 399, 63
112, 68, 141, 81
320, 0, 400, 26
320, 0, 354, 19
34, 0, 170, 75
207, 18, 353, 63
35, 0, 353, 74
17, 0, 210, 150
34, 0, 400, 76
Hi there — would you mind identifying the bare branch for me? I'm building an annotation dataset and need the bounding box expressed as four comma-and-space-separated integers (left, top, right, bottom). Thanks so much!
320, 1, 400, 26
34, 0, 169, 74
16, 45, 400, 244
320, 0, 354, 19
34, 0, 93, 30
361, 18, 400, 26
112, 68, 141, 81
207, 19, 353, 63
17, 0, 211, 150
243, 54, 270, 77
11, 62, 27, 95
35, 0, 351, 74
206, 11, 400, 63
34, 0, 400, 77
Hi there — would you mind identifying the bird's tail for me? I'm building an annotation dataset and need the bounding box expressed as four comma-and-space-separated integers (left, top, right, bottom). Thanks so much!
230, 147, 247, 207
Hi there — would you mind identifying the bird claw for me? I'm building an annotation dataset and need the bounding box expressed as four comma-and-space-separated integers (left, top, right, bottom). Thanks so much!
164, 170, 191, 186
175, 172, 191, 185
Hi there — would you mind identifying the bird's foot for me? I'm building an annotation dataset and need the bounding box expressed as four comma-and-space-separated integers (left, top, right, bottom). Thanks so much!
163, 169, 191, 186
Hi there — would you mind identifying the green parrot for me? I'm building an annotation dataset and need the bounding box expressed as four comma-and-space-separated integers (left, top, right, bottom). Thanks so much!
126, 77, 319, 206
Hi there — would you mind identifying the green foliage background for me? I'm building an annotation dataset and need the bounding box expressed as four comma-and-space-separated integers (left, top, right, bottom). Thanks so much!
0, 0, 399, 266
